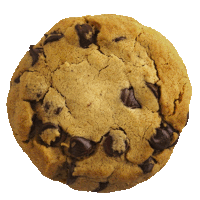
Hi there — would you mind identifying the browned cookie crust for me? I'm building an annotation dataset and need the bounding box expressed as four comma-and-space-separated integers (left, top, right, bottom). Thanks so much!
7, 14, 192, 192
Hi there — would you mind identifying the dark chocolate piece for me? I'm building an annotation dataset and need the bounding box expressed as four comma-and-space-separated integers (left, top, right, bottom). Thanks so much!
44, 102, 51, 112
54, 107, 63, 115
138, 157, 155, 174
36, 93, 42, 98
69, 137, 96, 158
121, 87, 141, 109
66, 161, 78, 185
92, 182, 109, 192
14, 76, 20, 84
149, 123, 174, 150
113, 36, 126, 42
75, 24, 99, 48
146, 82, 160, 99
103, 135, 128, 157
29, 45, 43, 66
43, 32, 64, 45
28, 114, 43, 141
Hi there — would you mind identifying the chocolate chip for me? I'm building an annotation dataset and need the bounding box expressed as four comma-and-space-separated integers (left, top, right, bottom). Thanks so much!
43, 32, 64, 45
14, 76, 20, 84
138, 157, 155, 174
103, 135, 128, 157
75, 24, 99, 48
69, 137, 96, 158
44, 102, 51, 112
121, 87, 141, 109
36, 93, 42, 98
103, 135, 115, 156
146, 82, 160, 99
28, 114, 43, 141
66, 161, 78, 185
113, 36, 126, 42
92, 182, 109, 192
54, 107, 63, 115
29, 45, 43, 66
149, 123, 174, 150
29, 100, 37, 111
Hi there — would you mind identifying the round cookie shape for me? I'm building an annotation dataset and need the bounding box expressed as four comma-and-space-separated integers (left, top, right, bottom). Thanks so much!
7, 14, 192, 193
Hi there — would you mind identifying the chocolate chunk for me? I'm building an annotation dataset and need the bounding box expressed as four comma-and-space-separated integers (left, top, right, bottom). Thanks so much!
103, 135, 115, 156
36, 93, 42, 98
146, 82, 160, 99
30, 115, 42, 138
29, 45, 43, 66
69, 137, 96, 158
113, 36, 126, 42
103, 135, 128, 157
149, 123, 174, 150
66, 161, 78, 185
121, 87, 141, 109
29, 100, 37, 111
28, 114, 43, 141
44, 102, 51, 112
75, 24, 99, 48
54, 107, 63, 115
138, 157, 155, 174
92, 182, 109, 192
14, 76, 20, 84
43, 32, 64, 45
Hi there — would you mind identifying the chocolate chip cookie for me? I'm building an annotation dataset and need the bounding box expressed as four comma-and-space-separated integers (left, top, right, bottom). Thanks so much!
7, 14, 192, 192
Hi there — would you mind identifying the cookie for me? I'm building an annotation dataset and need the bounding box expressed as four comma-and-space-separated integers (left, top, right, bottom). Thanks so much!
7, 14, 192, 193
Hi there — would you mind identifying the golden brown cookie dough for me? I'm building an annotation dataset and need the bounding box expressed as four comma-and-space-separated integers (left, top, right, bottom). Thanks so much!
7, 14, 192, 193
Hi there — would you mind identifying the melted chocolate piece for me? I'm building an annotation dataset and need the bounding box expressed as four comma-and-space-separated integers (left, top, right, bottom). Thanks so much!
29, 45, 43, 66
113, 36, 126, 42
149, 123, 175, 150
92, 182, 109, 192
103, 135, 128, 157
138, 157, 155, 174
121, 87, 141, 109
43, 32, 64, 45
66, 161, 78, 185
69, 137, 96, 158
44, 102, 51, 112
75, 24, 99, 48
54, 107, 63, 115
26, 115, 43, 141
146, 82, 160, 99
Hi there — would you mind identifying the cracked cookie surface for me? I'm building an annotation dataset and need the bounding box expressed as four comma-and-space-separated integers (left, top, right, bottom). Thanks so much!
7, 14, 192, 193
